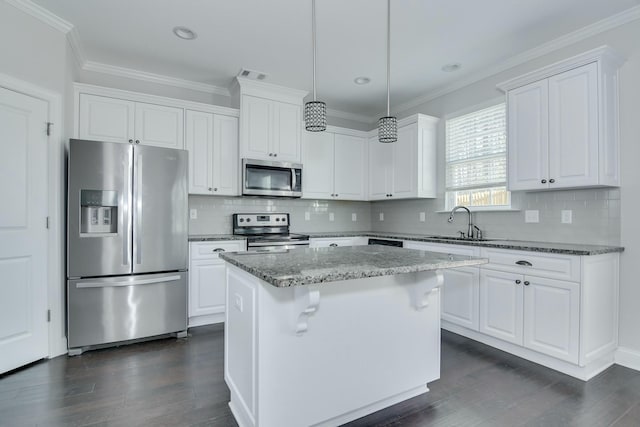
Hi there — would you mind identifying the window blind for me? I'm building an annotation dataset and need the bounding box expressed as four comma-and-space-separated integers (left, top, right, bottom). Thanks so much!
445, 103, 507, 191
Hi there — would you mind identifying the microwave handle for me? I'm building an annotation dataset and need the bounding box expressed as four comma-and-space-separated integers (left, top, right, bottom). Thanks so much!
291, 168, 297, 191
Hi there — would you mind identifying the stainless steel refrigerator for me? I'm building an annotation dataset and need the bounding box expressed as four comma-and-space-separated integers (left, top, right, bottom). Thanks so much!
67, 139, 188, 354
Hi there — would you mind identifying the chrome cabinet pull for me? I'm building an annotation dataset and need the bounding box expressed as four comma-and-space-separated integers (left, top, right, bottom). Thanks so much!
329, 243, 338, 247
524, 281, 530, 286
549, 179, 555, 183
135, 139, 140, 144
213, 248, 225, 252
128, 139, 134, 144
541, 179, 547, 184
515, 279, 521, 284
515, 260, 533, 266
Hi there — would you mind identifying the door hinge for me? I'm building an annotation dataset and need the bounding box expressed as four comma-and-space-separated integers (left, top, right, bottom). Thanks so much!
46, 216, 50, 229
47, 310, 51, 322
46, 122, 53, 136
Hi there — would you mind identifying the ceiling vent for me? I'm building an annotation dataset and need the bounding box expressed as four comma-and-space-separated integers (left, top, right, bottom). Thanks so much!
238, 68, 269, 81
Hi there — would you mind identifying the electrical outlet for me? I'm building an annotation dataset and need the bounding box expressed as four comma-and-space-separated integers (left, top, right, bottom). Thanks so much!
304, 212, 310, 221
352, 213, 357, 222
190, 209, 197, 219
379, 213, 384, 221
329, 212, 335, 222
525, 210, 539, 223
419, 212, 426, 222
561, 210, 572, 224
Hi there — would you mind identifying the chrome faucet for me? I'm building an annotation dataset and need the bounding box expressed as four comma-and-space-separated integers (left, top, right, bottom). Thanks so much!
448, 205, 481, 240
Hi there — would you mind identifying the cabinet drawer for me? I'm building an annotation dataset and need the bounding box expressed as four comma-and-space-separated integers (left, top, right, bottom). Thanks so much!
480, 248, 580, 282
190, 241, 246, 260
404, 241, 480, 257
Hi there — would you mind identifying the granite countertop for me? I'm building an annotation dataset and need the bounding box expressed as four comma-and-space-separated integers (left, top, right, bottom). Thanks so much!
219, 245, 488, 287
303, 232, 624, 256
188, 234, 246, 242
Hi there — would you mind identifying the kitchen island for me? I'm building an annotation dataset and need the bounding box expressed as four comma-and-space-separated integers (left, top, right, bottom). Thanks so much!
219, 245, 487, 427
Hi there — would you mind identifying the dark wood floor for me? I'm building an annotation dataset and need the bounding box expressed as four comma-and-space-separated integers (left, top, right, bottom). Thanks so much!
1, 327, 640, 427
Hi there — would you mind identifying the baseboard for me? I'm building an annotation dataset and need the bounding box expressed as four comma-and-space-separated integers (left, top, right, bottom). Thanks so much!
615, 347, 640, 372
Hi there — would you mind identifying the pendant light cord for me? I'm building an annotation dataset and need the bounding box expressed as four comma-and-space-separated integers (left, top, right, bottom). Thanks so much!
312, 0, 317, 102
386, 0, 391, 116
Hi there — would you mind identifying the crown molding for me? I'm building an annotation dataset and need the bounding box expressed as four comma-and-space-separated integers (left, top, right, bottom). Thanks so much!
5, 0, 73, 32
82, 61, 231, 96
326, 108, 373, 125
235, 77, 308, 102
66, 27, 86, 68
392, 4, 640, 117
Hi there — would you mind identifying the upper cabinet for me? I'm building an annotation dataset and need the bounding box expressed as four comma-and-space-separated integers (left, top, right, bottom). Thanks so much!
302, 127, 368, 201
78, 93, 184, 149
368, 114, 438, 200
185, 110, 239, 196
499, 46, 623, 191
234, 78, 307, 163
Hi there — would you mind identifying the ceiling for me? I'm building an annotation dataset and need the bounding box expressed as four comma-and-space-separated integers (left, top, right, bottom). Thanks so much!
32, 0, 640, 118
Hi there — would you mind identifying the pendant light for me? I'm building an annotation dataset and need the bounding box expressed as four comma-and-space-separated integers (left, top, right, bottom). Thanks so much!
304, 0, 327, 132
378, 0, 397, 143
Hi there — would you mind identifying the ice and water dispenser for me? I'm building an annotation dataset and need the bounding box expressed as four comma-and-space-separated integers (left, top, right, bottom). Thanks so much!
80, 190, 118, 235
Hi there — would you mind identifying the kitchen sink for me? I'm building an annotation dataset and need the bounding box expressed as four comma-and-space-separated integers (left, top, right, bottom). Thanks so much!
426, 236, 495, 242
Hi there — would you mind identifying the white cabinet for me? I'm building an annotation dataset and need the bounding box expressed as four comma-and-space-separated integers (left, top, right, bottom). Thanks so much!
79, 93, 184, 149
185, 110, 239, 196
235, 78, 307, 163
309, 237, 369, 248
404, 241, 480, 331
188, 240, 246, 327
368, 114, 438, 200
302, 128, 368, 201
500, 47, 622, 190
479, 269, 525, 345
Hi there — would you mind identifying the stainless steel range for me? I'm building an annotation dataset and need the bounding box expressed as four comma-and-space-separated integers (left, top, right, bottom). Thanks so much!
233, 213, 309, 252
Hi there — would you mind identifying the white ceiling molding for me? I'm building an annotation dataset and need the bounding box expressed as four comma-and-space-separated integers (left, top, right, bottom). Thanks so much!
326, 108, 373, 125
66, 27, 86, 68
82, 61, 231, 96
391, 4, 640, 118
5, 0, 72, 32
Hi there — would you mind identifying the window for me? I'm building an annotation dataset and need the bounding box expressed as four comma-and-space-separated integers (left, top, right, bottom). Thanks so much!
445, 103, 510, 210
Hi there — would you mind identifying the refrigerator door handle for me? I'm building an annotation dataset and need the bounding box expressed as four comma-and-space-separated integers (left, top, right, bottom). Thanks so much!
123, 152, 132, 267
76, 275, 182, 289
134, 151, 143, 265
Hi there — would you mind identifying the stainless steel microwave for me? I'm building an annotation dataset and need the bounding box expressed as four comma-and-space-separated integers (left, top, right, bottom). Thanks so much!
242, 159, 303, 198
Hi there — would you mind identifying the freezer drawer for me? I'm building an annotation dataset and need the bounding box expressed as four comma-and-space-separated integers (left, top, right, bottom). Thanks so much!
67, 272, 187, 349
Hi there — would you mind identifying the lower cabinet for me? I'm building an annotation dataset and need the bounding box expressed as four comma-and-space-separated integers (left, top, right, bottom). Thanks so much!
188, 240, 246, 327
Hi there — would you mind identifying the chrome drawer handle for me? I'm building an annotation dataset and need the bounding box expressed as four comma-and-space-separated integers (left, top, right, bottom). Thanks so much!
329, 243, 338, 247
213, 248, 225, 252
515, 260, 533, 266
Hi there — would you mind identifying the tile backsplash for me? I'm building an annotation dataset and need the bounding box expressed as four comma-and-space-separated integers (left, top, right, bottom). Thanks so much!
188, 196, 372, 235
189, 188, 620, 246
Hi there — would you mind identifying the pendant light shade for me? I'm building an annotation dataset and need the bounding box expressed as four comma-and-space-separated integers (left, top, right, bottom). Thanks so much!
305, 0, 327, 132
378, 0, 397, 143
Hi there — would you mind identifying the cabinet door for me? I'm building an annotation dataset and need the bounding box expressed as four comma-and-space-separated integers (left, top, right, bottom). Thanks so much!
241, 95, 271, 160
301, 130, 334, 199
212, 115, 239, 196
523, 276, 579, 363
185, 110, 213, 195
134, 102, 184, 149
272, 101, 302, 162
189, 258, 227, 319
368, 136, 392, 200
507, 80, 549, 191
442, 267, 480, 331
334, 134, 367, 200
392, 123, 416, 198
479, 269, 524, 345
78, 94, 134, 143
548, 63, 599, 189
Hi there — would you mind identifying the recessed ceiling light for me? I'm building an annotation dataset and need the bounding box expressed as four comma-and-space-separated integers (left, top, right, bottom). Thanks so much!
441, 63, 462, 72
173, 26, 197, 40
354, 76, 371, 85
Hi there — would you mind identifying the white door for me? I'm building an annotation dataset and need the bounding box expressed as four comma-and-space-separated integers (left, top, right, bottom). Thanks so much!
334, 134, 367, 200
185, 110, 214, 195
523, 276, 580, 363
548, 63, 599, 189
241, 95, 271, 160
507, 80, 549, 191
134, 102, 184, 149
479, 269, 524, 345
302, 130, 334, 199
78, 93, 134, 143
272, 101, 301, 162
368, 136, 392, 200
392, 123, 416, 198
212, 115, 239, 196
441, 267, 480, 331
0, 87, 48, 373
